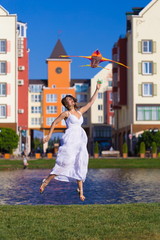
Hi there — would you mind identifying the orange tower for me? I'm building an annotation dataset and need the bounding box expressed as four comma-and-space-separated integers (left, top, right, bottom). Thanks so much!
43, 39, 75, 132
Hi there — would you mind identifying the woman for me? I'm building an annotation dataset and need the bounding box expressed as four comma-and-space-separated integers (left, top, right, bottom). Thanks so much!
40, 81, 101, 201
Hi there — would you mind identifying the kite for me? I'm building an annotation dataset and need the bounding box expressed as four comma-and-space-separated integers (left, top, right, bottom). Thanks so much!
60, 49, 130, 69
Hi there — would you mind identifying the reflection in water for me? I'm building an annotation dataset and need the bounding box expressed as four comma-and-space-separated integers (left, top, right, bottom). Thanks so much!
0, 168, 160, 205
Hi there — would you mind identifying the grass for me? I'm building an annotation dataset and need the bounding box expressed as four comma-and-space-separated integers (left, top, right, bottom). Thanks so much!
0, 203, 160, 240
0, 158, 160, 170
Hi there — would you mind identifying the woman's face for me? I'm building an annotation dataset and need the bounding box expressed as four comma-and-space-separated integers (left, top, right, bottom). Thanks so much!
66, 97, 75, 108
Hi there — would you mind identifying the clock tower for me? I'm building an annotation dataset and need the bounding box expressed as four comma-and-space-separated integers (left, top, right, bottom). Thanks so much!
46, 39, 72, 88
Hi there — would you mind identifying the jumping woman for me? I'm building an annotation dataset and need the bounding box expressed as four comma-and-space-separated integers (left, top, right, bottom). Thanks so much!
40, 81, 101, 201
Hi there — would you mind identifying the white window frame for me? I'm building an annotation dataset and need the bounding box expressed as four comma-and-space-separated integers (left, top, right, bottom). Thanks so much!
46, 94, 57, 103
62, 106, 66, 112
46, 117, 56, 126
98, 116, 103, 123
31, 118, 41, 125
30, 85, 43, 93
98, 92, 103, 99
0, 40, 6, 53
0, 105, 6, 118
110, 92, 112, 100
142, 40, 152, 53
98, 104, 103, 110
142, 62, 153, 75
142, 83, 153, 97
0, 61, 6, 74
0, 83, 6, 96
31, 106, 42, 114
31, 94, 41, 102
47, 106, 57, 114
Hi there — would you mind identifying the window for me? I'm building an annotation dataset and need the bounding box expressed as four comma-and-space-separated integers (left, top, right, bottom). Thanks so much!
110, 92, 112, 100
31, 94, 42, 102
77, 94, 87, 102
142, 62, 152, 75
31, 118, 41, 125
142, 40, 152, 53
98, 92, 103, 99
0, 105, 6, 118
61, 94, 67, 99
108, 81, 112, 87
46, 117, 56, 126
62, 106, 66, 112
143, 83, 153, 96
47, 106, 57, 114
0, 62, 6, 74
30, 85, 43, 93
110, 104, 113, 112
98, 104, 103, 110
98, 116, 103, 123
0, 83, 6, 96
75, 84, 89, 92
31, 106, 41, 113
46, 94, 57, 102
0, 40, 6, 53
137, 106, 160, 121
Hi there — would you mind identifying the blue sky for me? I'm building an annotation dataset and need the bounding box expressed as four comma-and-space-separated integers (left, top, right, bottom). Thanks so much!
1, 0, 151, 79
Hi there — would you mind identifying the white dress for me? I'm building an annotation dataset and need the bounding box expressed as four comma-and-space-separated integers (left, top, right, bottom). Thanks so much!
50, 111, 88, 182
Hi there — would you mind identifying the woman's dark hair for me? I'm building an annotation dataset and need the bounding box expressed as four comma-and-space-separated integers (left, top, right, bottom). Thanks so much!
61, 95, 78, 110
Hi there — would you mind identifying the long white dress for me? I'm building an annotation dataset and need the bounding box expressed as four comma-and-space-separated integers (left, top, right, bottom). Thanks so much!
50, 111, 89, 182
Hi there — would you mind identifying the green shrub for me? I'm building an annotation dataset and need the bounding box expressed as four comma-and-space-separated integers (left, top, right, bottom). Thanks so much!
94, 142, 99, 154
140, 142, 145, 154
152, 142, 157, 154
122, 142, 128, 154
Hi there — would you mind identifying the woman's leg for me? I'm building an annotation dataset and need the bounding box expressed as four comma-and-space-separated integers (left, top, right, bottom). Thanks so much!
40, 174, 56, 193
77, 180, 85, 201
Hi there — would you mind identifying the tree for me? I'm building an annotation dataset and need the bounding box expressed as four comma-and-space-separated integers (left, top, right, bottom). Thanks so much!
140, 142, 145, 154
122, 142, 128, 154
152, 142, 157, 154
94, 142, 99, 154
137, 130, 160, 151
0, 128, 19, 153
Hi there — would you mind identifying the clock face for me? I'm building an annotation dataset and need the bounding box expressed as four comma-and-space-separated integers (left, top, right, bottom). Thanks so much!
55, 67, 62, 74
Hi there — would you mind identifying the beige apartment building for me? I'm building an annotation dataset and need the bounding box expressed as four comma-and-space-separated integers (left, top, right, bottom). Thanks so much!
113, 0, 160, 153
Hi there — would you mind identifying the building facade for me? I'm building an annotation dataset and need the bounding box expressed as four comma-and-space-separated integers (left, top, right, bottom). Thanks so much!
0, 6, 17, 131
28, 40, 75, 153
90, 63, 113, 153
112, 0, 160, 154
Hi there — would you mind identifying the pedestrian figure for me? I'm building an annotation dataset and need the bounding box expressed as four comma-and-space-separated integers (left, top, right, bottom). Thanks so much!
22, 149, 28, 169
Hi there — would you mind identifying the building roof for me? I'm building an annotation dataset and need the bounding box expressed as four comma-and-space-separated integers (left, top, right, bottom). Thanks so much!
48, 39, 70, 59
29, 79, 48, 86
126, 7, 144, 15
71, 78, 91, 87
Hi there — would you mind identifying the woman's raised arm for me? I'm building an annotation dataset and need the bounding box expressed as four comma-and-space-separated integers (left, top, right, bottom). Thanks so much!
79, 81, 101, 114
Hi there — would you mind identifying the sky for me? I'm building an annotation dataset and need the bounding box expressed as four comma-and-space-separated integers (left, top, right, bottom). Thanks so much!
1, 0, 151, 80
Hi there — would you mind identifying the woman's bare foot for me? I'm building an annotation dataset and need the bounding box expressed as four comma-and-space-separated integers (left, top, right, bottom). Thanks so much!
40, 179, 48, 193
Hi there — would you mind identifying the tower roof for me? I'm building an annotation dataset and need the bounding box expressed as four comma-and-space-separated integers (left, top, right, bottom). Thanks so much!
48, 39, 69, 59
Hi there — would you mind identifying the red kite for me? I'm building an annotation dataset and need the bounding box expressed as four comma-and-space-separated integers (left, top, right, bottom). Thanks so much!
60, 49, 130, 69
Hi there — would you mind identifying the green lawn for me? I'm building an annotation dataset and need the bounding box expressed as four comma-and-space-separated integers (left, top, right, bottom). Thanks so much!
0, 204, 160, 240
0, 158, 160, 170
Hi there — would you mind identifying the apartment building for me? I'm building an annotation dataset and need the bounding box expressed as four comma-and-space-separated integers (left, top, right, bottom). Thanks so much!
112, 0, 160, 153
90, 63, 113, 152
0, 6, 17, 131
